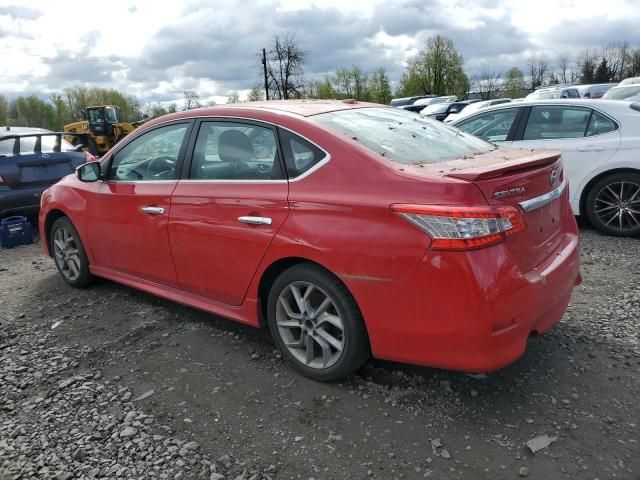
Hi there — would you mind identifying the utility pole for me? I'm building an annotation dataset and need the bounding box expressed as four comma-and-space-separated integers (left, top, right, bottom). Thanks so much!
262, 48, 269, 100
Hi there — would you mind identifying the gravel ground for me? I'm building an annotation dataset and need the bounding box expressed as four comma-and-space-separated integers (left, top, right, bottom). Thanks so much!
1, 228, 639, 480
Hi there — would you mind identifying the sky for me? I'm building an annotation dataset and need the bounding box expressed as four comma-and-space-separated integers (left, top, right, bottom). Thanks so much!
1, 0, 639, 106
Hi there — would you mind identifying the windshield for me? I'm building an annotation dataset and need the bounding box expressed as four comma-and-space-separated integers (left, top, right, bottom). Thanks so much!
422, 103, 450, 115
313, 107, 494, 164
604, 85, 640, 100
527, 90, 559, 100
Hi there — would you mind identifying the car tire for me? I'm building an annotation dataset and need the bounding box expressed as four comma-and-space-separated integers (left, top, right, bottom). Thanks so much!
267, 263, 370, 382
585, 172, 640, 237
50, 217, 94, 288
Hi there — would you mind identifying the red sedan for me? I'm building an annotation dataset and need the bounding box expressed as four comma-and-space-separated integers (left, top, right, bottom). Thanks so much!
39, 100, 581, 381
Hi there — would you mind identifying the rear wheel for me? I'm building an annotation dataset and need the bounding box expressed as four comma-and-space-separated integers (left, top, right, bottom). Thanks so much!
267, 263, 370, 382
586, 172, 640, 237
50, 217, 93, 288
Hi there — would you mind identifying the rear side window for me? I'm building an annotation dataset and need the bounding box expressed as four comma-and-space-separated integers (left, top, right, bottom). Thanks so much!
456, 108, 519, 142
586, 111, 617, 136
0, 139, 14, 156
278, 129, 326, 178
523, 106, 591, 140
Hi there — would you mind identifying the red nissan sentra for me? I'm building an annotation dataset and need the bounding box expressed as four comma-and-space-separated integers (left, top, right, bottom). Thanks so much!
39, 100, 581, 381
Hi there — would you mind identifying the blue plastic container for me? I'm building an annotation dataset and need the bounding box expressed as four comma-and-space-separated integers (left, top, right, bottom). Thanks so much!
0, 216, 33, 248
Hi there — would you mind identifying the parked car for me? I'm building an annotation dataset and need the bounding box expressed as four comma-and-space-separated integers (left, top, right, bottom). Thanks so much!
450, 99, 640, 236
444, 98, 512, 123
412, 95, 457, 108
39, 100, 580, 381
0, 128, 90, 218
419, 100, 475, 121
618, 76, 640, 86
602, 84, 640, 100
575, 83, 617, 98
389, 95, 436, 107
525, 86, 581, 100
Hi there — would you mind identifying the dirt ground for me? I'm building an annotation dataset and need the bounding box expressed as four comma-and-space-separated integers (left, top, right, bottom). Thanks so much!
1, 228, 639, 480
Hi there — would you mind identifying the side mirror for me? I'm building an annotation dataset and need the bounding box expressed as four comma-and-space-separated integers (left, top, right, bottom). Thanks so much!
77, 162, 101, 182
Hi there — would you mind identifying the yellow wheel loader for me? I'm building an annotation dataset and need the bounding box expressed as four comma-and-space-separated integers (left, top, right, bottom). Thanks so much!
64, 105, 147, 156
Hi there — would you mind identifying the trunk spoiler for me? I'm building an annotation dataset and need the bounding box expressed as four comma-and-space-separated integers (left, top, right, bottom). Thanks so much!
446, 151, 561, 181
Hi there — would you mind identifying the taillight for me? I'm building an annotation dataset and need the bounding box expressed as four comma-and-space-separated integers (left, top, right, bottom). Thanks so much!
391, 204, 525, 250
0, 174, 7, 190
84, 152, 96, 163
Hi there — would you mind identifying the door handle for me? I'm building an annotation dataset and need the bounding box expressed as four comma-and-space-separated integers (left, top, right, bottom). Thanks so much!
238, 216, 272, 226
141, 206, 165, 215
578, 145, 604, 152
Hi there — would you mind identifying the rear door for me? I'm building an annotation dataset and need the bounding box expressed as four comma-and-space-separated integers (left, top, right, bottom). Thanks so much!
511, 105, 621, 207
168, 119, 289, 306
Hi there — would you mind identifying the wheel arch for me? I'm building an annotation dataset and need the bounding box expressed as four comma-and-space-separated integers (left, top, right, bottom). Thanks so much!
579, 167, 640, 220
43, 209, 69, 256
256, 256, 366, 335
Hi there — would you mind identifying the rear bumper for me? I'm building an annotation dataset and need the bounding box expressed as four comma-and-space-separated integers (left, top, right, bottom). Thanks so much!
346, 229, 581, 372
0, 187, 45, 217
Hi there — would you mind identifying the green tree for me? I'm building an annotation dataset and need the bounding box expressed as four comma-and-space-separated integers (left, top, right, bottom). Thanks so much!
63, 86, 141, 122
247, 86, 264, 102
503, 67, 527, 99
594, 58, 611, 82
396, 35, 466, 98
368, 67, 392, 104
13, 96, 55, 129
0, 94, 8, 125
49, 93, 70, 130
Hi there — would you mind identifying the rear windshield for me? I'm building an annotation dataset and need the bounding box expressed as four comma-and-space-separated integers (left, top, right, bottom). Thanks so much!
313, 107, 494, 164
604, 85, 640, 100
0, 136, 75, 155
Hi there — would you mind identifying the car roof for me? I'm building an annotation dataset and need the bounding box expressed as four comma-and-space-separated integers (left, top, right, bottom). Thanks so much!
222, 99, 387, 116
448, 98, 638, 122
0, 127, 51, 138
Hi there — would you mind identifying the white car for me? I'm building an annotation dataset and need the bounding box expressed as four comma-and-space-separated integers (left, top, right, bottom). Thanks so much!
444, 98, 512, 124
449, 99, 640, 236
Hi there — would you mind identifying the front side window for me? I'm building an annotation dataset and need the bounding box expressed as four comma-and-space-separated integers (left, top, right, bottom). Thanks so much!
523, 106, 590, 140
456, 108, 519, 142
190, 122, 282, 180
314, 107, 493, 164
109, 123, 188, 181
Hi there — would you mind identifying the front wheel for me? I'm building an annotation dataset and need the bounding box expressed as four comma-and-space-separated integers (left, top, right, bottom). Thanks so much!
267, 263, 370, 382
50, 217, 93, 288
585, 172, 640, 237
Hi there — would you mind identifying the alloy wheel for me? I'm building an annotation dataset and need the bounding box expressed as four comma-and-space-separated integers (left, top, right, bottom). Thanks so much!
593, 180, 640, 233
53, 227, 82, 282
275, 281, 345, 369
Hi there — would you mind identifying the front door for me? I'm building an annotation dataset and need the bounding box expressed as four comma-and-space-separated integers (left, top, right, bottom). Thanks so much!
169, 119, 289, 306
84, 122, 191, 287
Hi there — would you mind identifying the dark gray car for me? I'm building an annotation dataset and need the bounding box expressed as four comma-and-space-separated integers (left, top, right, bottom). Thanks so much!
0, 128, 88, 218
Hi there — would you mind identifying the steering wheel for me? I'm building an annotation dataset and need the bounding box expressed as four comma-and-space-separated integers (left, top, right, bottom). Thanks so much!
148, 156, 176, 178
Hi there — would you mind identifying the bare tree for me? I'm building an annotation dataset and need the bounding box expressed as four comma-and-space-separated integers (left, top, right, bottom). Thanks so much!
527, 54, 550, 90
183, 91, 201, 110
556, 52, 572, 84
264, 31, 306, 100
472, 66, 502, 100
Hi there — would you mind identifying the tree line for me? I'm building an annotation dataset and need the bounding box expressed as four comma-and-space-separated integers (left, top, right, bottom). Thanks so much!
3, 34, 640, 131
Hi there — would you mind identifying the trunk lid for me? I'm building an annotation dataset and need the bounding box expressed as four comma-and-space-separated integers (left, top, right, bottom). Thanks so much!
447, 148, 567, 272
406, 147, 568, 272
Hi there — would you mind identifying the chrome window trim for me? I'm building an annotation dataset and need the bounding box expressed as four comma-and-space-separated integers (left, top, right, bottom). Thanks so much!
120, 114, 332, 183
519, 180, 567, 212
